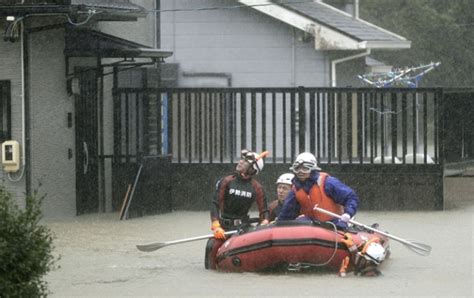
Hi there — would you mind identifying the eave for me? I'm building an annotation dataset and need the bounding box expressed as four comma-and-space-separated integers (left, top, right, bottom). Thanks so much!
64, 28, 173, 59
238, 0, 411, 51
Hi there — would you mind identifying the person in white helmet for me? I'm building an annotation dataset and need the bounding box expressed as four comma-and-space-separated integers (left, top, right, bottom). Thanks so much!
277, 152, 359, 230
205, 149, 270, 269
268, 173, 295, 221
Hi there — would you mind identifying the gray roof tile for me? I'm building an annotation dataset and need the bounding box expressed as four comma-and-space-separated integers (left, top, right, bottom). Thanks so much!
274, 0, 405, 42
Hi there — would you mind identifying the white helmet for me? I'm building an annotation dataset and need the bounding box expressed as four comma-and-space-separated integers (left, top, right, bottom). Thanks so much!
290, 152, 321, 172
241, 150, 266, 175
363, 242, 386, 265
276, 173, 294, 185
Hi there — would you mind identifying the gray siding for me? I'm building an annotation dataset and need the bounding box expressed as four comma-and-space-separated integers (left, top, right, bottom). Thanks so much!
161, 0, 330, 87
29, 28, 76, 218
0, 22, 26, 207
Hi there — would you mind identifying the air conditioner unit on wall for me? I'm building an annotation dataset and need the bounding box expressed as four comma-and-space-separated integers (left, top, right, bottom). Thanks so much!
117, 64, 179, 88
160, 63, 179, 88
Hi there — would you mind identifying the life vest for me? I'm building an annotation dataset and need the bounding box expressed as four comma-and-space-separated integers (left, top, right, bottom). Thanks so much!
294, 172, 344, 222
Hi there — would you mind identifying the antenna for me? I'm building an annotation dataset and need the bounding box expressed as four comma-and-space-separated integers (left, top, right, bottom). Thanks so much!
358, 62, 441, 88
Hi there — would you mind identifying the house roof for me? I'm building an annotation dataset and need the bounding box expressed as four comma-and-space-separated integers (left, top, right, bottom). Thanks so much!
239, 0, 411, 50
64, 28, 173, 59
0, 0, 146, 21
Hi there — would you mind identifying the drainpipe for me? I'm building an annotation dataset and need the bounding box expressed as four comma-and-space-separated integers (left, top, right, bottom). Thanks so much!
291, 28, 296, 86
330, 48, 370, 158
354, 0, 359, 19
154, 0, 161, 50
331, 49, 370, 87
23, 22, 31, 194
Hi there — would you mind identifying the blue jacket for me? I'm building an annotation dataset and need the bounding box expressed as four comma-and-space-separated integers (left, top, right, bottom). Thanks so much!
278, 171, 359, 228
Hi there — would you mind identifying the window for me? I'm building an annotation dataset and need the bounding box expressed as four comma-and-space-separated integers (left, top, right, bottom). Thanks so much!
0, 81, 12, 143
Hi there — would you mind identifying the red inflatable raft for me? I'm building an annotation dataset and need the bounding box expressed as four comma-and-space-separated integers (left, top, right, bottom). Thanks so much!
215, 221, 389, 272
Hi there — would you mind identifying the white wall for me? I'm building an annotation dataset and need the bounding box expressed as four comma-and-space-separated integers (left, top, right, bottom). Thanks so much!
161, 0, 329, 87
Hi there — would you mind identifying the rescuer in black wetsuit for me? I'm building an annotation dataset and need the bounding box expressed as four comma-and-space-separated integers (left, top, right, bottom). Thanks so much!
204, 149, 270, 270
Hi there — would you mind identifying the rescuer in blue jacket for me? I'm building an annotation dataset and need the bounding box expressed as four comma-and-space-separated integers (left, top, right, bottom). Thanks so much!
278, 152, 359, 229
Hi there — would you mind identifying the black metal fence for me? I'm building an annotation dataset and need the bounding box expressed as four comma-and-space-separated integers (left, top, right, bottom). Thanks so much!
114, 87, 447, 164
111, 87, 474, 211
441, 90, 474, 162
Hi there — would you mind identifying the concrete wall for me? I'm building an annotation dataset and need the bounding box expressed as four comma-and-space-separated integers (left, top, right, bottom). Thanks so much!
444, 176, 474, 210
29, 26, 76, 218
169, 163, 444, 211
161, 0, 329, 87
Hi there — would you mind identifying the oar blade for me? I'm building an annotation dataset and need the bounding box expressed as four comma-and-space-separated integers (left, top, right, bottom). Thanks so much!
136, 242, 167, 252
135, 230, 238, 253
404, 240, 432, 256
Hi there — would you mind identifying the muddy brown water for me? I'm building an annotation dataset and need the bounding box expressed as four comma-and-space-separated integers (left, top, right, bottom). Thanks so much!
44, 201, 473, 297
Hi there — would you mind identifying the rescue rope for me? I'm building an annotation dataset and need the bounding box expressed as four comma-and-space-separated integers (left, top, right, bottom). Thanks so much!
287, 221, 339, 272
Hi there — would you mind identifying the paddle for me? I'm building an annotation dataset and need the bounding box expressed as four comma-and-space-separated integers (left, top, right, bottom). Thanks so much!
136, 230, 238, 252
313, 206, 432, 256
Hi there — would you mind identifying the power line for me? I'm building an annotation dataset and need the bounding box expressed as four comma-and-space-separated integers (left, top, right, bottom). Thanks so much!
145, 1, 312, 14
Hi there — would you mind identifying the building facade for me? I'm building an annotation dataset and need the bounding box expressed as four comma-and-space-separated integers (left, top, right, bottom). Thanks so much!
0, 0, 414, 217
0, 1, 170, 217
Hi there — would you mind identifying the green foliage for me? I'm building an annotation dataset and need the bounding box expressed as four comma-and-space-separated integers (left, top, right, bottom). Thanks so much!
0, 187, 57, 297
359, 0, 474, 87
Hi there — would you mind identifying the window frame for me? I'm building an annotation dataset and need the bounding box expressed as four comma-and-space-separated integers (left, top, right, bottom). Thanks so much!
0, 80, 12, 143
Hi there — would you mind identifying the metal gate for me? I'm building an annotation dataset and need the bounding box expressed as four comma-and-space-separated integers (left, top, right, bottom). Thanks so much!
110, 87, 474, 211
75, 69, 99, 215
111, 87, 171, 216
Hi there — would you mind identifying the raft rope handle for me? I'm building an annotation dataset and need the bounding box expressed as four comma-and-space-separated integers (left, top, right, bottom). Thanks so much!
287, 221, 339, 271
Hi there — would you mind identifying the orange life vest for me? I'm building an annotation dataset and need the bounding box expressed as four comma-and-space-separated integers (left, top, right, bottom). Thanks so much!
294, 172, 344, 222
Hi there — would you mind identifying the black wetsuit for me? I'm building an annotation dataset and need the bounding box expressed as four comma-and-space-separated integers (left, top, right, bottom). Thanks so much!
206, 173, 269, 270
210, 173, 269, 228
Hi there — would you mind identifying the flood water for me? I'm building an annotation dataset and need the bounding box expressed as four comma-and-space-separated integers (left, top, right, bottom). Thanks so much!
45, 202, 473, 297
